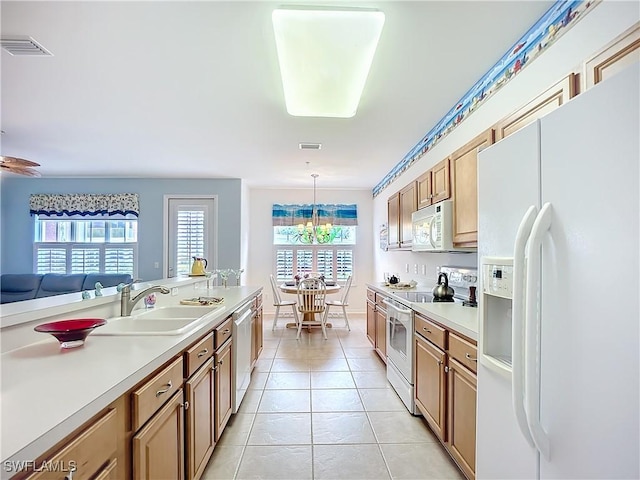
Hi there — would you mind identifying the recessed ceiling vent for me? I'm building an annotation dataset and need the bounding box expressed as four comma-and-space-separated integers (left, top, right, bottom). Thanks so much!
299, 143, 322, 150
1, 36, 53, 56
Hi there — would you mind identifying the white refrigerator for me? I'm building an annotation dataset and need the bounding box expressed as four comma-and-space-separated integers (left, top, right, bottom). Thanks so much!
476, 65, 639, 479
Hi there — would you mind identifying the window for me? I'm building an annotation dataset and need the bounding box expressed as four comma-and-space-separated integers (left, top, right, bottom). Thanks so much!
34, 216, 138, 276
273, 225, 356, 282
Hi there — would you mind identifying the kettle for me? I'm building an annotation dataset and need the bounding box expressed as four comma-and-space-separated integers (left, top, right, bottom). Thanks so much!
432, 273, 455, 302
191, 257, 208, 276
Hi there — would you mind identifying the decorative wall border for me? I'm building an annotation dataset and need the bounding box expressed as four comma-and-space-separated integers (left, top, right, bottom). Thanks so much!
372, 0, 599, 197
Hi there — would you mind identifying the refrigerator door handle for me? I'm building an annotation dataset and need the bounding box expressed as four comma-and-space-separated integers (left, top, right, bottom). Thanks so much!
512, 205, 538, 448
524, 202, 552, 461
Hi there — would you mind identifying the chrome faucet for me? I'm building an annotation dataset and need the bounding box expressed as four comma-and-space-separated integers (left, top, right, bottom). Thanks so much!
120, 283, 171, 316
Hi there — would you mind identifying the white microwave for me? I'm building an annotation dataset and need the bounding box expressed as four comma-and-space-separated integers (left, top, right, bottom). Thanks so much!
411, 200, 473, 252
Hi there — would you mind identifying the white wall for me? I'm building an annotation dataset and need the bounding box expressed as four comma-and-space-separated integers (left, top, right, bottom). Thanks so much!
372, 1, 639, 285
247, 188, 373, 314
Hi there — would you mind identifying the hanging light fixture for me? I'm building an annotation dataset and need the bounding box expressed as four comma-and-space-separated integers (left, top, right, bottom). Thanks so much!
297, 173, 333, 244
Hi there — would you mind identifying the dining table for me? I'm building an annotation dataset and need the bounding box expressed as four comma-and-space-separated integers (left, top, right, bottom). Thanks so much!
279, 282, 341, 330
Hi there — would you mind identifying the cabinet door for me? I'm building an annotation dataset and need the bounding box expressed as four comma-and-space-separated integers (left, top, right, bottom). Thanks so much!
450, 129, 493, 247
387, 193, 400, 249
399, 182, 417, 248
374, 308, 387, 361
185, 360, 215, 480
254, 306, 263, 362
585, 22, 639, 89
431, 158, 451, 204
366, 300, 376, 347
415, 334, 446, 441
416, 170, 433, 209
133, 389, 185, 480
214, 340, 233, 441
493, 74, 576, 141
447, 358, 477, 480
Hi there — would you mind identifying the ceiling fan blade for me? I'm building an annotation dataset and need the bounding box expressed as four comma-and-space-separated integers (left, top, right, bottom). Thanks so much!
0, 156, 40, 167
0, 164, 41, 177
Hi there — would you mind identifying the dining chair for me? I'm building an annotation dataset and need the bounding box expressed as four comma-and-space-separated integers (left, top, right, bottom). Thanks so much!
296, 277, 327, 340
269, 274, 299, 331
322, 275, 353, 332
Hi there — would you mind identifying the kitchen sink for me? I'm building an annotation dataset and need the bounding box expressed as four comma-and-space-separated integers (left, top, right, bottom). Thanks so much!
93, 305, 224, 336
133, 305, 220, 319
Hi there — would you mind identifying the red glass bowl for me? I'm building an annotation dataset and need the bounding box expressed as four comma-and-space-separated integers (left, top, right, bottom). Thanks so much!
34, 319, 106, 349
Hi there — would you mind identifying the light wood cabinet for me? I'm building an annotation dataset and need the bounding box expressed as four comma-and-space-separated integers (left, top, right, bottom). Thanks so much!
399, 182, 417, 249
185, 360, 215, 480
414, 314, 477, 480
417, 158, 451, 209
415, 334, 447, 441
133, 389, 185, 480
450, 129, 494, 247
447, 357, 477, 480
585, 22, 639, 89
252, 296, 263, 366
493, 74, 577, 141
387, 192, 400, 249
366, 297, 376, 346
214, 339, 233, 441
132, 357, 184, 432
365, 289, 387, 363
26, 408, 119, 480
93, 459, 118, 480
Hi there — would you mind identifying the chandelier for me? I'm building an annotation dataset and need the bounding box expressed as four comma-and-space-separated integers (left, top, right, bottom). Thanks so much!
297, 173, 334, 244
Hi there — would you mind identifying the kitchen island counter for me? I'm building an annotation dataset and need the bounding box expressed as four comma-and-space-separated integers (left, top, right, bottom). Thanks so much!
0, 285, 262, 471
367, 283, 478, 341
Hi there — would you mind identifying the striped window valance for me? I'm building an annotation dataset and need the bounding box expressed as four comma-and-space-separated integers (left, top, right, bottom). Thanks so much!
30, 193, 140, 217
272, 204, 358, 226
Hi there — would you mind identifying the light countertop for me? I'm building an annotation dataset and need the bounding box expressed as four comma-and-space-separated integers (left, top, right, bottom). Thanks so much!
366, 283, 478, 341
0, 286, 262, 467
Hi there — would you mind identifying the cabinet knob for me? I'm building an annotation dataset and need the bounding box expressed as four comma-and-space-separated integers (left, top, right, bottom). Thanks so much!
423, 327, 432, 334
223, 328, 231, 334
197, 349, 209, 358
465, 353, 477, 362
181, 401, 190, 410
155, 380, 172, 397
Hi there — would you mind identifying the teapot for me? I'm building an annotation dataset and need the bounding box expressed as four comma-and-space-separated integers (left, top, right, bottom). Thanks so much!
191, 257, 208, 276
432, 273, 455, 302
388, 275, 400, 285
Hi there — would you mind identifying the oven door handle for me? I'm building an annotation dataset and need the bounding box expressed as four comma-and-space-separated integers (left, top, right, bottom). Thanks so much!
382, 299, 412, 314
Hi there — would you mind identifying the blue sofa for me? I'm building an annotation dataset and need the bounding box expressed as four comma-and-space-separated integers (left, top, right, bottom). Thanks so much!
0, 273, 132, 304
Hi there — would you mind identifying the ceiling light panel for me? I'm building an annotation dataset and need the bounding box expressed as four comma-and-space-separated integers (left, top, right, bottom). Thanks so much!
272, 7, 385, 118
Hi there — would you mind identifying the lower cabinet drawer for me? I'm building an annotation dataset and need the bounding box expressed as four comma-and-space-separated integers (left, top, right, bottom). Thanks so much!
26, 408, 117, 480
214, 317, 233, 349
184, 332, 214, 378
132, 356, 184, 431
448, 332, 478, 374
415, 314, 446, 350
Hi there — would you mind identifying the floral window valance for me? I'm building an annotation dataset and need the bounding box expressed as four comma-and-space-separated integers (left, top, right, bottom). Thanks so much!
272, 204, 357, 226
30, 193, 140, 217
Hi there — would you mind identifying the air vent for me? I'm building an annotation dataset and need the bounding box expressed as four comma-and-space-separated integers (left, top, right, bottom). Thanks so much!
299, 143, 322, 150
1, 36, 52, 56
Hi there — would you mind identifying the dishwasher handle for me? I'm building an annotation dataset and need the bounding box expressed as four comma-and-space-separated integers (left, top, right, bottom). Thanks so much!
382, 299, 412, 315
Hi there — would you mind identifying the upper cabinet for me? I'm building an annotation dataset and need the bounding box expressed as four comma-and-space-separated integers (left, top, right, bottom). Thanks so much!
493, 73, 577, 141
417, 158, 451, 209
450, 129, 494, 247
387, 192, 400, 249
584, 22, 639, 89
399, 182, 417, 249
387, 182, 417, 250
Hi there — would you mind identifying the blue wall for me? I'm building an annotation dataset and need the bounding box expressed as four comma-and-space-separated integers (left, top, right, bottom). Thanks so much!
0, 177, 242, 281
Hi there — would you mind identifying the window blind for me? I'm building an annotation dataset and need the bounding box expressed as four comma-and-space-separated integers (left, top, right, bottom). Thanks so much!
176, 209, 206, 276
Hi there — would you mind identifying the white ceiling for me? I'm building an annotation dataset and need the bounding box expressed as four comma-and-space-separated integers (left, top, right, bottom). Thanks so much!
1, 1, 553, 189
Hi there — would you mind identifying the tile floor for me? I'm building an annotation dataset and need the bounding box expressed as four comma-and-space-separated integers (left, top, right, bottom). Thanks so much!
201, 313, 464, 480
